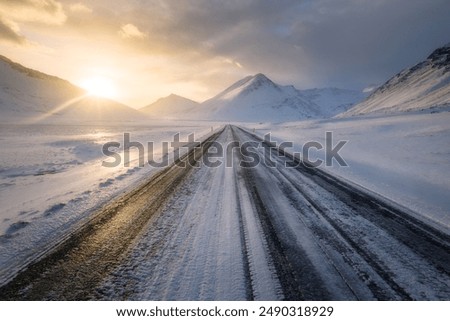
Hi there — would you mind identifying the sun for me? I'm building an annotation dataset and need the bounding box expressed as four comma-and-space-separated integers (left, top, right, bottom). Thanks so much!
80, 76, 117, 99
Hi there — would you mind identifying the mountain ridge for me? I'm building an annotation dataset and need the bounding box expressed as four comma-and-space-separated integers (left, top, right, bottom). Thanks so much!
197, 73, 320, 121
343, 44, 450, 116
0, 55, 82, 89
0, 55, 143, 123
141, 73, 365, 121
0, 55, 366, 123
140, 94, 199, 119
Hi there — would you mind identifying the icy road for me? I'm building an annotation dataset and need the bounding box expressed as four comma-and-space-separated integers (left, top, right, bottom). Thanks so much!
1, 125, 449, 300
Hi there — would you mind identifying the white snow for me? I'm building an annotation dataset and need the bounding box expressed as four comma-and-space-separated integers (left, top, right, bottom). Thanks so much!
0, 55, 144, 123
139, 74, 365, 122
0, 53, 225, 284
97, 127, 283, 300
343, 45, 450, 116
200, 74, 318, 121
249, 111, 450, 234
2, 48, 449, 295
0, 121, 215, 284
140, 94, 200, 119
300, 87, 367, 117
198, 74, 364, 122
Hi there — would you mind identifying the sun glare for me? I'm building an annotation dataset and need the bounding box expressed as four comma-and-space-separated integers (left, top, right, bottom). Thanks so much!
81, 76, 117, 99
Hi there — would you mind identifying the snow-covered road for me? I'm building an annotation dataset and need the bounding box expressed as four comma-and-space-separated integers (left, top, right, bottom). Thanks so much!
1, 125, 449, 300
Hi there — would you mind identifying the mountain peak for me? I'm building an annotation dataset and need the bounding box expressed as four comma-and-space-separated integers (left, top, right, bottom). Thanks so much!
252, 73, 270, 81
165, 93, 185, 100
140, 93, 199, 118
427, 44, 450, 68
249, 73, 274, 85
241, 73, 280, 94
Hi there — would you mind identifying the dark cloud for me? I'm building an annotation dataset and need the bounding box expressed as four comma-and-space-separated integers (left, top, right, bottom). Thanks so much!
3, 0, 449, 105
99, 0, 450, 89
283, 0, 450, 89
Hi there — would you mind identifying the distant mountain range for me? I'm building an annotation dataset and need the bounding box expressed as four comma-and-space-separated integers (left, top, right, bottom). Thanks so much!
299, 87, 367, 118
343, 43, 450, 116
141, 94, 200, 119
3, 43, 448, 124
0, 55, 143, 123
140, 73, 366, 122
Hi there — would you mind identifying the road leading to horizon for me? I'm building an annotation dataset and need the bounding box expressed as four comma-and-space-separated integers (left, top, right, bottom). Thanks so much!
1, 125, 449, 300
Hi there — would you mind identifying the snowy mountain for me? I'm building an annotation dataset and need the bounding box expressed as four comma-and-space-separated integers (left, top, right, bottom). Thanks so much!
140, 94, 199, 119
0, 55, 143, 123
196, 74, 365, 122
343, 44, 450, 116
139, 75, 365, 122
0, 52, 366, 124
196, 73, 319, 122
299, 88, 367, 118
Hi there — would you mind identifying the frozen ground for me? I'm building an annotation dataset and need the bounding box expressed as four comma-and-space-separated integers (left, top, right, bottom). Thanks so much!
248, 111, 450, 233
1, 109, 449, 299
2, 125, 448, 300
0, 121, 216, 283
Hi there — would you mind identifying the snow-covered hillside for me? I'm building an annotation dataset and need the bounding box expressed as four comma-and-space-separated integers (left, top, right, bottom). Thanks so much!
198, 73, 320, 122
0, 121, 213, 285
141, 74, 365, 122
250, 111, 450, 234
140, 94, 199, 119
0, 55, 143, 123
300, 87, 367, 118
343, 44, 450, 116
0, 54, 368, 124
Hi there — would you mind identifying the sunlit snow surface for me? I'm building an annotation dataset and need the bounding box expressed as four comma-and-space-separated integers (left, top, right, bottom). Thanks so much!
0, 121, 214, 283
250, 111, 450, 234
1, 111, 449, 286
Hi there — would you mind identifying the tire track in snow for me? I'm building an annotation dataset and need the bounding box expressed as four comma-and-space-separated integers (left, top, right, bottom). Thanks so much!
231, 126, 331, 300
234, 125, 450, 300
98, 125, 283, 300
2, 124, 448, 300
0, 129, 224, 300
229, 131, 254, 300
95, 126, 264, 300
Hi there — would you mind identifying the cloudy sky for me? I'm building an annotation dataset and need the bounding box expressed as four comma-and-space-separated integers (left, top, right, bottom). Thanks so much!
0, 0, 449, 107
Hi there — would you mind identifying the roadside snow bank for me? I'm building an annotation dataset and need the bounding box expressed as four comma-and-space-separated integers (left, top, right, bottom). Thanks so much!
0, 121, 217, 284
250, 112, 450, 233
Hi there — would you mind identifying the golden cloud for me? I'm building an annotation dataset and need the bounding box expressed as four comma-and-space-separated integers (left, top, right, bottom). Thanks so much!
69, 2, 92, 14
0, 17, 26, 44
118, 23, 147, 39
0, 0, 66, 25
